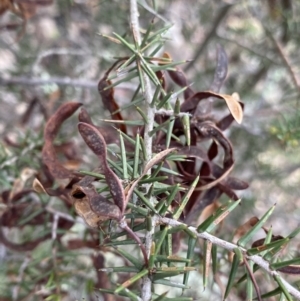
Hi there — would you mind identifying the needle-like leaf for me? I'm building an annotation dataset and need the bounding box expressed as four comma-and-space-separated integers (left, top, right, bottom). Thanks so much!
238, 204, 276, 247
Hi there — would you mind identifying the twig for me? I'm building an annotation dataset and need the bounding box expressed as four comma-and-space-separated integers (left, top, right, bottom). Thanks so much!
51, 213, 59, 241
51, 214, 59, 291
240, 63, 271, 94
32, 48, 89, 74
267, 31, 300, 94
130, 1, 155, 300
130, 1, 154, 165
244, 257, 262, 301
0, 75, 136, 90
159, 216, 300, 300
12, 256, 30, 301
184, 4, 232, 72
154, 108, 192, 117
137, 0, 169, 23
217, 34, 280, 65
45, 206, 75, 223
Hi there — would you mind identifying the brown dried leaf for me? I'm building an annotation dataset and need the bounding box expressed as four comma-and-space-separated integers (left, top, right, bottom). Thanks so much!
43, 102, 82, 140
199, 141, 218, 177
98, 74, 126, 133
216, 101, 244, 131
77, 122, 107, 162
78, 107, 120, 146
210, 165, 248, 196
216, 92, 243, 124
42, 102, 82, 179
196, 122, 233, 170
78, 122, 125, 214
32, 177, 68, 197
43, 141, 73, 179
78, 107, 93, 124
176, 145, 212, 180
32, 178, 47, 194
162, 52, 194, 100
277, 265, 300, 275
9, 168, 37, 199
144, 148, 178, 174
251, 235, 284, 248
193, 165, 234, 192
54, 141, 79, 161
156, 70, 167, 91
71, 184, 110, 228
233, 217, 259, 243
177, 146, 210, 165
176, 162, 195, 181
90, 195, 121, 220
228, 217, 259, 262
181, 92, 214, 113
207, 92, 243, 124
168, 67, 189, 87
67, 239, 99, 250
181, 91, 243, 124
216, 182, 239, 201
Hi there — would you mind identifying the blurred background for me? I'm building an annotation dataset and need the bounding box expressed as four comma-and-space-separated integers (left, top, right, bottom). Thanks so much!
0, 1, 300, 300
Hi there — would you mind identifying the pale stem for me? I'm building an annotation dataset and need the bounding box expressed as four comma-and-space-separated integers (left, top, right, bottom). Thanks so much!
130, 0, 155, 300
159, 216, 300, 301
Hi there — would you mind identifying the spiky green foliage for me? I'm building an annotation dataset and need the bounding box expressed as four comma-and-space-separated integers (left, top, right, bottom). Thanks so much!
1, 2, 300, 301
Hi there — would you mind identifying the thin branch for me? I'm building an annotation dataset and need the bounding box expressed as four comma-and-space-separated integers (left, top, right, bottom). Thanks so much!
159, 216, 300, 300
217, 34, 280, 65
130, 1, 155, 300
184, 4, 232, 72
137, 0, 169, 23
154, 108, 192, 117
130, 1, 154, 166
240, 62, 271, 95
45, 206, 75, 223
51, 214, 59, 241
32, 48, 89, 74
244, 257, 262, 301
12, 256, 30, 301
51, 214, 59, 291
0, 75, 136, 90
267, 32, 300, 94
